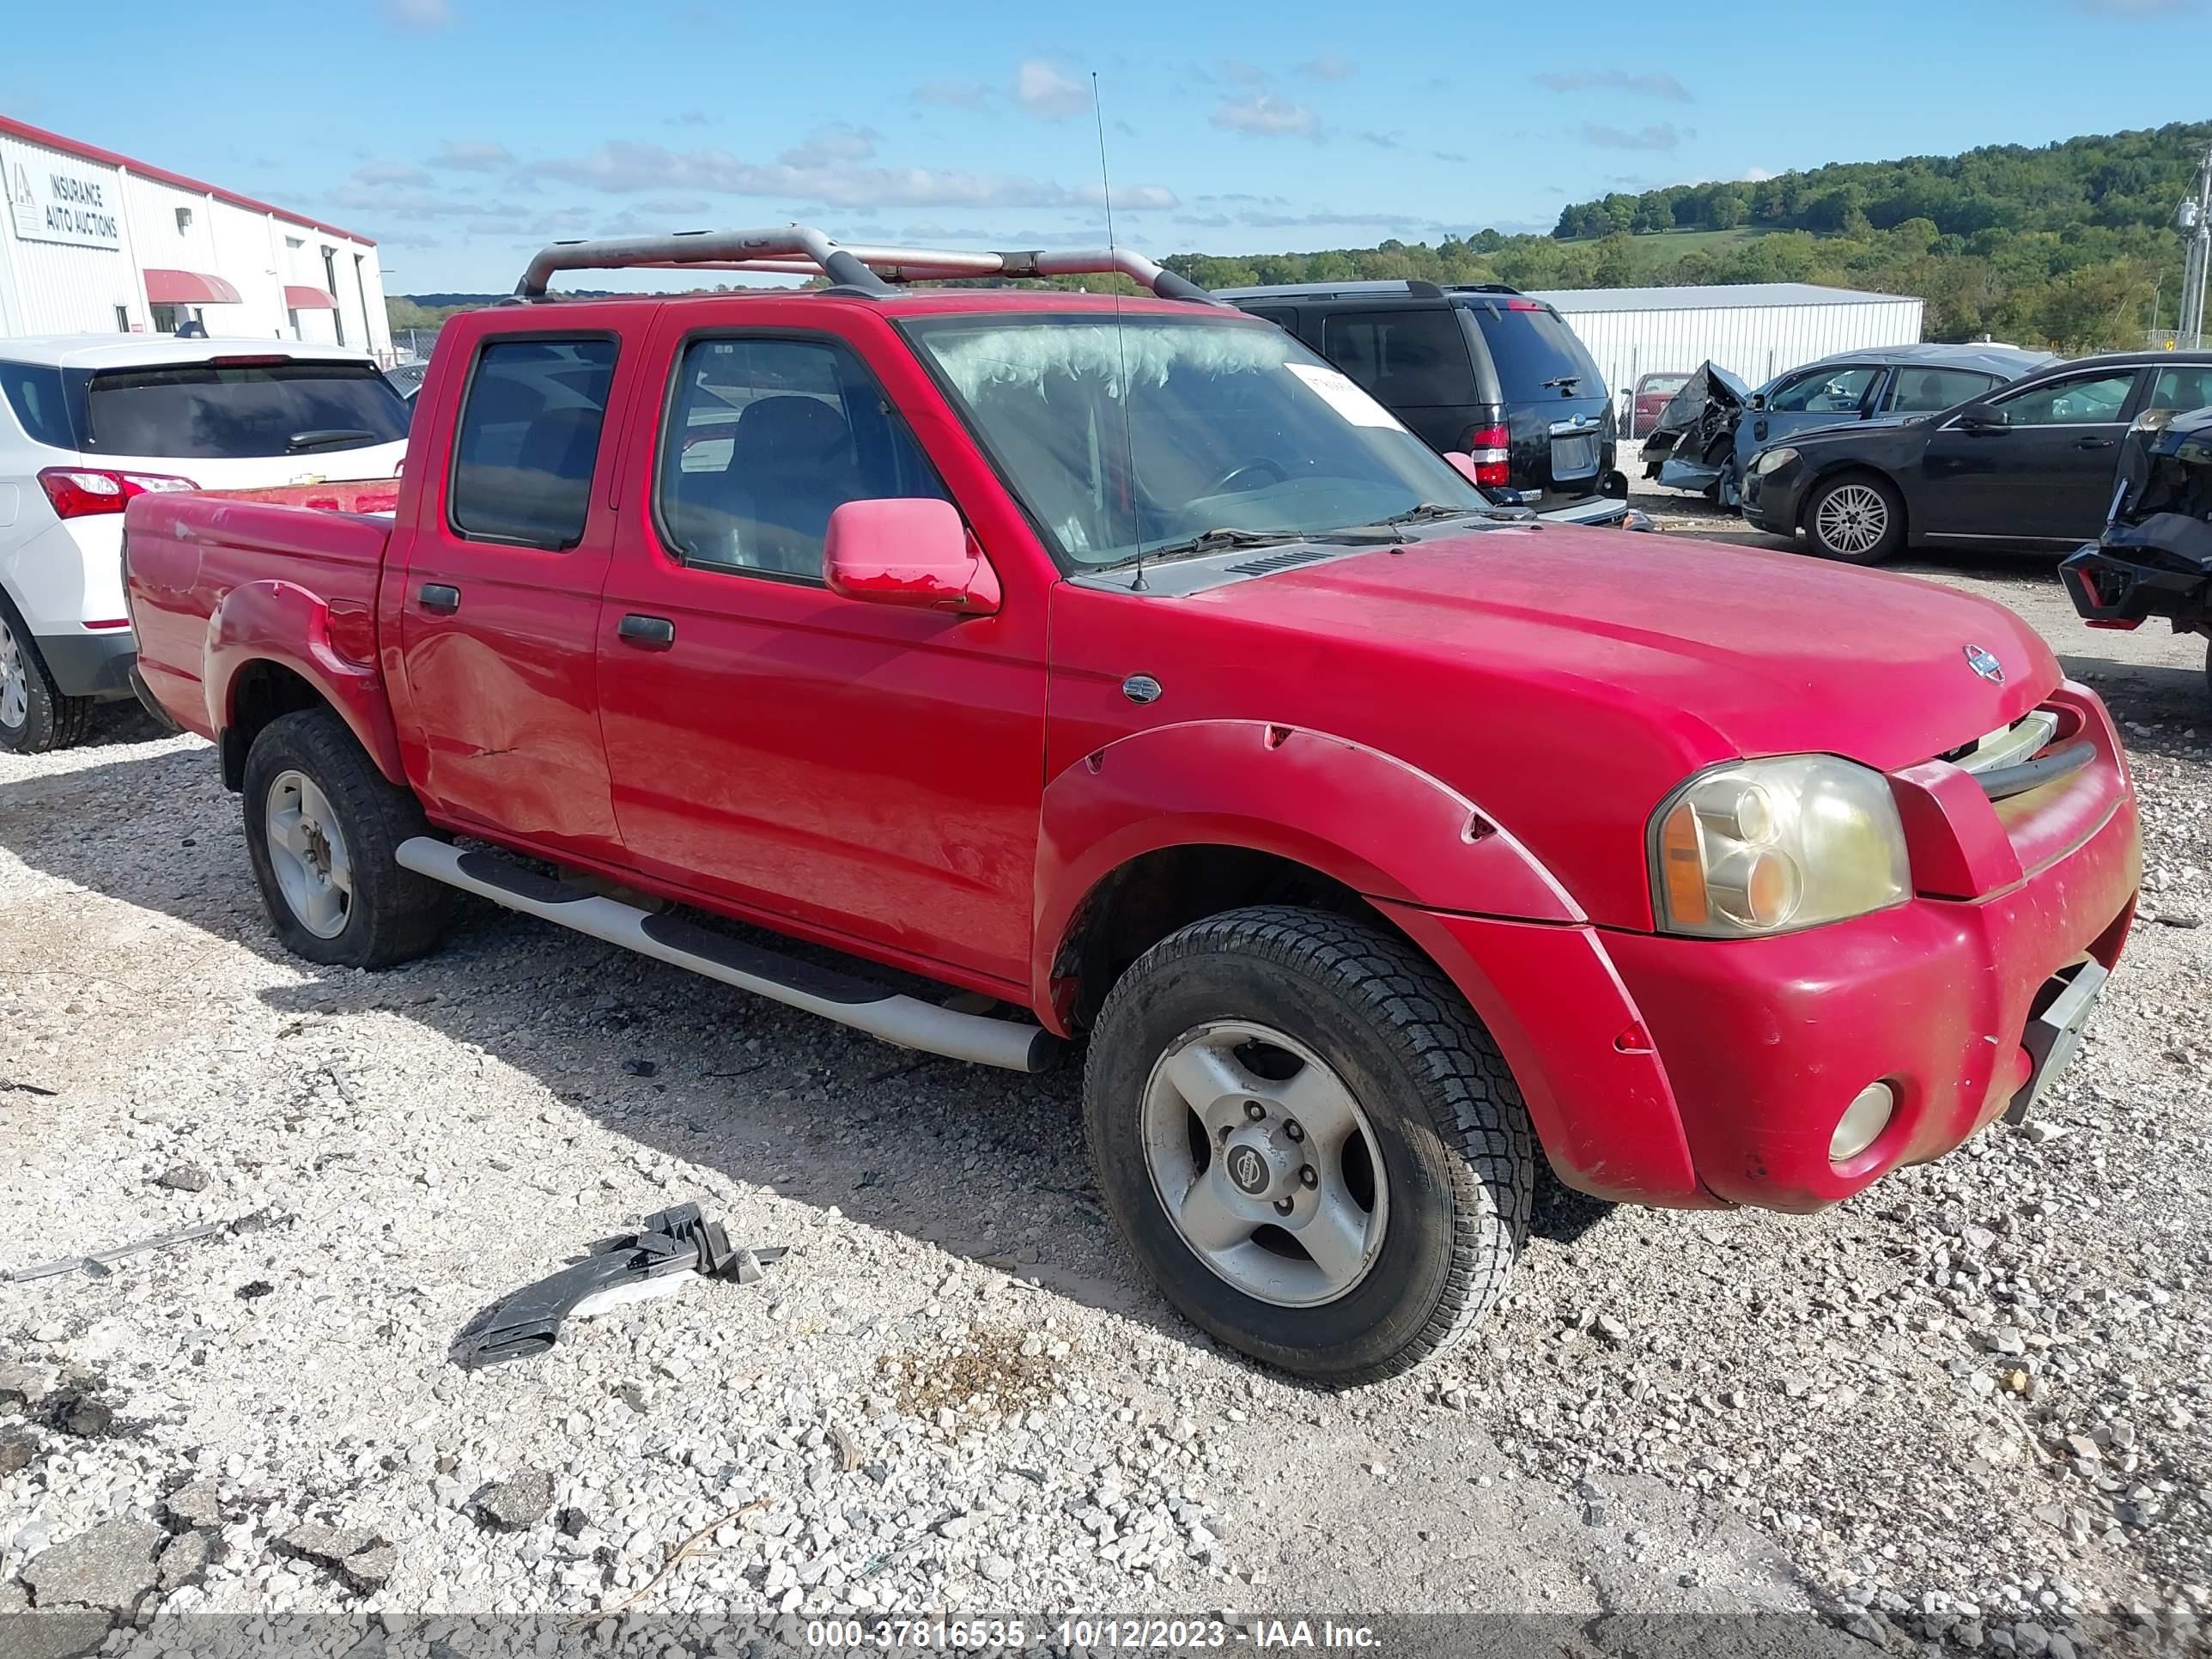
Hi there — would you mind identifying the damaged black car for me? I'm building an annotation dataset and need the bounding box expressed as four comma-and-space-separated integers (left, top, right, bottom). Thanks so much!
2063, 403, 2212, 702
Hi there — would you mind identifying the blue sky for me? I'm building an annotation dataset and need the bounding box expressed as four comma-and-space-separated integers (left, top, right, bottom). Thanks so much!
9, 0, 2211, 293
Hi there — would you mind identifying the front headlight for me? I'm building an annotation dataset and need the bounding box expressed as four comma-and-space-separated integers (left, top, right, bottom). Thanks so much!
1650, 756, 1910, 938
1753, 447, 1799, 477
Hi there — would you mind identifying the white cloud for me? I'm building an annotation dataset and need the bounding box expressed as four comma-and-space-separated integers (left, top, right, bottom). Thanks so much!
1014, 60, 1090, 121
914, 80, 993, 109
1535, 70, 1692, 102
355, 161, 434, 188
381, 0, 452, 27
526, 137, 1176, 212
427, 140, 514, 172
1295, 53, 1355, 81
1581, 122, 1690, 152
1211, 95, 1322, 141
1739, 165, 1777, 182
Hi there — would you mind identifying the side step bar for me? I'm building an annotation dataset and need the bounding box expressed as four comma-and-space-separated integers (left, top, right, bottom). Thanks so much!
395, 838, 1059, 1073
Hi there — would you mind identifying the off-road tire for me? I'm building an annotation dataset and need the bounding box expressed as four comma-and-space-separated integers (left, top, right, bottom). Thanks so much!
1084, 905, 1534, 1386
1802, 470, 1906, 564
241, 708, 453, 969
0, 595, 96, 755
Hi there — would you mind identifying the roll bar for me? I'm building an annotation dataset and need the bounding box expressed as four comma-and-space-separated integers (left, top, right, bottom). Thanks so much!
514, 225, 1219, 305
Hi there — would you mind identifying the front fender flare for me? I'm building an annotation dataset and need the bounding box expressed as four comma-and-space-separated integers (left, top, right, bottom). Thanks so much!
204, 579, 405, 785
1034, 719, 1582, 1013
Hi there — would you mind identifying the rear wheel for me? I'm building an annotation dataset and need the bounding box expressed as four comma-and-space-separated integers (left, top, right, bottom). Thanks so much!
241, 708, 453, 968
0, 603, 95, 755
1084, 906, 1534, 1385
1803, 472, 1905, 564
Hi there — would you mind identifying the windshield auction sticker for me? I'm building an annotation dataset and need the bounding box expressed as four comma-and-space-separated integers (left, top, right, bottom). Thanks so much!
1283, 362, 1400, 428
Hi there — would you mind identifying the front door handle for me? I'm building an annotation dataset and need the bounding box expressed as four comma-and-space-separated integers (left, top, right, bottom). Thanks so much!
617, 613, 676, 649
2074, 436, 2115, 450
418, 582, 460, 614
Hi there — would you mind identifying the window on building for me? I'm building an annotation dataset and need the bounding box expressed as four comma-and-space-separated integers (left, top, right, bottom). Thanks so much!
113, 306, 130, 333
150, 305, 180, 335
449, 337, 620, 549
656, 335, 949, 579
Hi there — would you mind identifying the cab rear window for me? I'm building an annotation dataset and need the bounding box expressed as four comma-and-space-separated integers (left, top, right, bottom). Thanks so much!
81, 361, 410, 459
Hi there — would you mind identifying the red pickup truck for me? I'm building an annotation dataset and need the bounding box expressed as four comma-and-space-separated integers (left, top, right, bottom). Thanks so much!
125, 228, 2142, 1385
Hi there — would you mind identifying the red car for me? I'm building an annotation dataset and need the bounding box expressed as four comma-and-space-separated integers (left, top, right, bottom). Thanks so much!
1630, 371, 1692, 440
124, 228, 2142, 1385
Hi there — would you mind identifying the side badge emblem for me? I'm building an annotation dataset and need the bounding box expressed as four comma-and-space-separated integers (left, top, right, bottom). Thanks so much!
1121, 674, 1163, 705
1962, 644, 2004, 684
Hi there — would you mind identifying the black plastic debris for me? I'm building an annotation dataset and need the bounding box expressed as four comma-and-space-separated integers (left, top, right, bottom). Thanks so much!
459, 1201, 784, 1368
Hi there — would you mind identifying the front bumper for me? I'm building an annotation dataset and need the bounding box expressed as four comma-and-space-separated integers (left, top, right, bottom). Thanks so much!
1382, 684, 2142, 1212
36, 628, 137, 700
1738, 462, 1808, 537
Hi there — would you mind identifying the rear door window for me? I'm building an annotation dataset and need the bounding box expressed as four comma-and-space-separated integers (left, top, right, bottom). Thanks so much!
2147, 366, 2212, 416
1322, 309, 1477, 408
1886, 368, 1999, 414
81, 361, 410, 459
448, 337, 619, 549
1466, 303, 1601, 399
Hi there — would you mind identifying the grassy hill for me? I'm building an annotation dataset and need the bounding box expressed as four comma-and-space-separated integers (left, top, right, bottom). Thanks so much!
1162, 121, 2209, 352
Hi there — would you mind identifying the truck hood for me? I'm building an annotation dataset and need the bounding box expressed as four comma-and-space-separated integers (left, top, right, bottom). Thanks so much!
1187, 522, 2057, 772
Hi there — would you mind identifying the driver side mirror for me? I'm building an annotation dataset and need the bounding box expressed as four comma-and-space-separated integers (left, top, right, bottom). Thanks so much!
823, 498, 1001, 616
1958, 404, 2009, 433
1748, 393, 1767, 412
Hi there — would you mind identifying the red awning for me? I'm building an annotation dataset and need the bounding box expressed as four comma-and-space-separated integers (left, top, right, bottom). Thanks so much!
284, 284, 338, 311
144, 269, 242, 306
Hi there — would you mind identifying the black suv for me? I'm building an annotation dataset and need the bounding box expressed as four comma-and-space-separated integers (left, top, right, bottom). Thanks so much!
1218, 280, 1624, 519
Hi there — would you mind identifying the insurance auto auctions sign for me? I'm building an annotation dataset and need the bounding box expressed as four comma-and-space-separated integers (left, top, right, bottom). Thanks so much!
7, 155, 123, 251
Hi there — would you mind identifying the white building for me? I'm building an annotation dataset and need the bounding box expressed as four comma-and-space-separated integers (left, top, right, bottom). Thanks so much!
1530, 282, 1925, 403
0, 114, 391, 361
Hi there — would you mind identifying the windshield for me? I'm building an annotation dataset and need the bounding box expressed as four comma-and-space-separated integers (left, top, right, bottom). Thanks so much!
82, 362, 410, 459
902, 314, 1489, 568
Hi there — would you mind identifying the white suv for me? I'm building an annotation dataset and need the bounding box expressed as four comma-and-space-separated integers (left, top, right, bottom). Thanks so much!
0, 336, 410, 753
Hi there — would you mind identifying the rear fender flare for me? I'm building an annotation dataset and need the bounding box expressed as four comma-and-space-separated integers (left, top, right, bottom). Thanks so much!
204, 579, 405, 785
1034, 719, 1582, 1014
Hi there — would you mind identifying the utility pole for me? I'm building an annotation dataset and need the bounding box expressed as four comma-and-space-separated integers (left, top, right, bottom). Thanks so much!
2180, 140, 2212, 349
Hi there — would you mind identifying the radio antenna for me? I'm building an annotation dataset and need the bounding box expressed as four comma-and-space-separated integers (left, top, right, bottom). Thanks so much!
1094, 71, 1146, 589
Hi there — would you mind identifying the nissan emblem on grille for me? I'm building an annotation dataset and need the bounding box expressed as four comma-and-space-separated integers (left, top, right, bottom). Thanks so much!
1963, 644, 2005, 684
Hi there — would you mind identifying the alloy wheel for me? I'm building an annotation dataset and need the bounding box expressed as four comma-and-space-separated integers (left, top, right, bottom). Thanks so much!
264, 769, 354, 939
1139, 1019, 1390, 1308
1814, 483, 1889, 557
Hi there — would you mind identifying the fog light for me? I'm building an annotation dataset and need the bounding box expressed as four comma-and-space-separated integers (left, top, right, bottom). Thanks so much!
1830, 1081, 1896, 1164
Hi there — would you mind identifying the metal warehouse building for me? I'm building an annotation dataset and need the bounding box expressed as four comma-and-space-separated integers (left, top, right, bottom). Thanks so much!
0, 115, 391, 360
1529, 282, 1925, 407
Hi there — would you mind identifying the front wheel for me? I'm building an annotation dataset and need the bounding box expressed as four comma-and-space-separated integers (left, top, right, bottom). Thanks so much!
1803, 472, 1905, 564
241, 708, 453, 969
1084, 906, 1534, 1385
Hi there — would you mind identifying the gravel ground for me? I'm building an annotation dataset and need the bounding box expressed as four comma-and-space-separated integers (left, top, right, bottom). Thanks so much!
3, 513, 2209, 1657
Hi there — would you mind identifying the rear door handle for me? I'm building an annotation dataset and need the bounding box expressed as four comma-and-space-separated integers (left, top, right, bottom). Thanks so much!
617, 613, 676, 648
2074, 437, 2115, 450
418, 582, 460, 614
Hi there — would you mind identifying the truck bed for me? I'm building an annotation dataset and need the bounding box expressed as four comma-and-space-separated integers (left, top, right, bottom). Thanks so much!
125, 482, 402, 744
